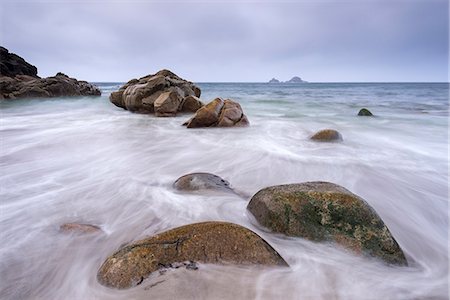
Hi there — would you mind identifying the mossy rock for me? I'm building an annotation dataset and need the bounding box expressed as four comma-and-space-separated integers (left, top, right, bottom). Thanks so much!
310, 129, 343, 142
358, 108, 373, 116
247, 182, 407, 265
97, 222, 288, 289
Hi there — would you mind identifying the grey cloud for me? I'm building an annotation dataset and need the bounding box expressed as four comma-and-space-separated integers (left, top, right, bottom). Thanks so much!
1, 0, 447, 82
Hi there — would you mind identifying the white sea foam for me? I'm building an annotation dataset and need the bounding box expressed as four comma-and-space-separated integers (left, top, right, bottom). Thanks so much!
0, 83, 448, 299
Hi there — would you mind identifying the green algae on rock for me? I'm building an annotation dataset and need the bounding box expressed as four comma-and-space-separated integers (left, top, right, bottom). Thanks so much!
97, 221, 288, 289
247, 182, 407, 265
358, 108, 373, 116
310, 129, 343, 142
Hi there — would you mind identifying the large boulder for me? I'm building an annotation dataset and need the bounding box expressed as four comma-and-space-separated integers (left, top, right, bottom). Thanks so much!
0, 72, 101, 99
183, 98, 249, 128
109, 69, 203, 116
247, 182, 407, 265
173, 173, 234, 193
310, 129, 342, 142
0, 47, 38, 78
97, 221, 288, 289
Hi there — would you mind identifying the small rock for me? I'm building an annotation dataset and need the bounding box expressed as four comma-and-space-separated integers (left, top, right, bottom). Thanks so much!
173, 172, 233, 193
97, 221, 288, 289
310, 129, 343, 142
59, 223, 102, 234
247, 182, 407, 265
358, 108, 373, 116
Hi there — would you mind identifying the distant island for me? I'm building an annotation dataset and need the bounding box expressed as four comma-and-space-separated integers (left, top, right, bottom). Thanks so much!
268, 76, 307, 83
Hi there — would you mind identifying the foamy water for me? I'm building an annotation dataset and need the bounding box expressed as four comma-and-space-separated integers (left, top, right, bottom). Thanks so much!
0, 82, 448, 299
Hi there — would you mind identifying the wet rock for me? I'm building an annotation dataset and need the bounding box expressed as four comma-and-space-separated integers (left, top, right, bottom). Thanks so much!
1, 72, 101, 99
310, 129, 343, 142
247, 182, 407, 265
60, 223, 102, 234
358, 108, 373, 116
181, 95, 203, 112
184, 98, 249, 128
109, 69, 201, 116
97, 221, 288, 289
173, 172, 233, 193
154, 91, 181, 117
0, 46, 38, 78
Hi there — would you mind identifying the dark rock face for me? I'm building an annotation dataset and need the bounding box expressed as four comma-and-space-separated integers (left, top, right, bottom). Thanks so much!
109, 69, 203, 117
60, 223, 102, 234
173, 173, 233, 193
247, 182, 407, 265
0, 72, 101, 99
310, 129, 343, 142
183, 98, 249, 128
0, 47, 38, 78
97, 221, 288, 289
268, 78, 280, 83
358, 108, 373, 116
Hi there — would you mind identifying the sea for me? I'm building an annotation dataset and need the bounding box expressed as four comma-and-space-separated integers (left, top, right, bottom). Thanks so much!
0, 82, 448, 299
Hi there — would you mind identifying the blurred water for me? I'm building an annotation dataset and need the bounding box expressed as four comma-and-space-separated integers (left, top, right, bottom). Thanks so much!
0, 82, 448, 299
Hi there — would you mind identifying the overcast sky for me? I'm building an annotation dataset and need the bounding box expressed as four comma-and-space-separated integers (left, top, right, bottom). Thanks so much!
0, 0, 448, 82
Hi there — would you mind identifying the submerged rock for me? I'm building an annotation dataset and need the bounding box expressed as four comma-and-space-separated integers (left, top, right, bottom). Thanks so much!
97, 221, 288, 289
247, 182, 407, 265
173, 173, 233, 193
109, 69, 203, 116
358, 108, 373, 116
183, 98, 249, 128
59, 223, 102, 234
310, 129, 343, 142
1, 72, 101, 99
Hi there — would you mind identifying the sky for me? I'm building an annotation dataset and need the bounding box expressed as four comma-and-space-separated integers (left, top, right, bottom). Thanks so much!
0, 0, 448, 82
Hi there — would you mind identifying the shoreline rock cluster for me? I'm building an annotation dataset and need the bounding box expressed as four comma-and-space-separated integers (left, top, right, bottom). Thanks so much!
110, 69, 202, 116
111, 70, 250, 128
0, 47, 101, 99
90, 172, 407, 290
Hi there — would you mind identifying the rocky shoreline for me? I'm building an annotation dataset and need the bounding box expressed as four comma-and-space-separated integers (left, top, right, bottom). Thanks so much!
0, 47, 101, 99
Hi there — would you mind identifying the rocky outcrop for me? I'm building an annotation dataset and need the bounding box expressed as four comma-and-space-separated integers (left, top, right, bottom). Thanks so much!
0, 72, 101, 99
174, 173, 234, 193
109, 69, 203, 117
247, 182, 407, 265
310, 129, 343, 142
97, 221, 288, 289
0, 47, 38, 78
0, 47, 101, 99
286, 76, 306, 83
268, 78, 280, 83
183, 98, 249, 128
358, 108, 373, 116
59, 223, 102, 234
